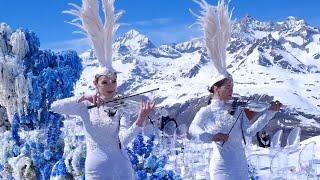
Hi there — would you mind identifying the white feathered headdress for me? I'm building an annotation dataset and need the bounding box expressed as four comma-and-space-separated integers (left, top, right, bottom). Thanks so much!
63, 0, 123, 76
192, 0, 232, 87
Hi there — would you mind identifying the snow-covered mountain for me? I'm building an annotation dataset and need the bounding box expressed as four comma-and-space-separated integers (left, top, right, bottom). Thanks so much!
113, 29, 156, 55
75, 16, 320, 143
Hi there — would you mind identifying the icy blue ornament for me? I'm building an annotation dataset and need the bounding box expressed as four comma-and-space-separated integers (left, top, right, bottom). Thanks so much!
136, 170, 147, 180
12, 145, 20, 156
11, 114, 20, 144
22, 29, 40, 56
43, 150, 53, 160
152, 167, 167, 178
3, 25, 83, 180
173, 175, 183, 180
127, 134, 181, 179
144, 155, 157, 170
51, 158, 68, 177
155, 155, 168, 169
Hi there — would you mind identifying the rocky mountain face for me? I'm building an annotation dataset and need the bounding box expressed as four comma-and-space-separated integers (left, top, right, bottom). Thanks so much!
77, 16, 320, 143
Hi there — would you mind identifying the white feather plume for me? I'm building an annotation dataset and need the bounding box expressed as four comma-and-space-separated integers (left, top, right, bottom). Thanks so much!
192, 0, 232, 75
63, 0, 123, 71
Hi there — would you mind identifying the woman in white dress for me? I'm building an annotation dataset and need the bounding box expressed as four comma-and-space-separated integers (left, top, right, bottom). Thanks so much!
189, 1, 282, 179
51, 73, 154, 179
52, 0, 154, 179
189, 78, 281, 180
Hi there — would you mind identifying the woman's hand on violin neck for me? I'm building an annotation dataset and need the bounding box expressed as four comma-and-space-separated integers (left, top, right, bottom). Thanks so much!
136, 101, 155, 127
139, 101, 156, 118
78, 95, 94, 103
78, 94, 104, 107
92, 95, 105, 108
268, 100, 282, 111
212, 133, 229, 143
244, 109, 256, 121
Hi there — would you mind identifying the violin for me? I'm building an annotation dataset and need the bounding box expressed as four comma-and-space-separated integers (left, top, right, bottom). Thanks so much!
229, 95, 281, 113
100, 99, 140, 117
86, 88, 159, 119
87, 88, 159, 110
222, 94, 283, 146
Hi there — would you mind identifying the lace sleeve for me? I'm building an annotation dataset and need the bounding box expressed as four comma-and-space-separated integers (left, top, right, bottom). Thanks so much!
118, 112, 143, 147
189, 107, 218, 143
242, 110, 276, 137
51, 96, 89, 119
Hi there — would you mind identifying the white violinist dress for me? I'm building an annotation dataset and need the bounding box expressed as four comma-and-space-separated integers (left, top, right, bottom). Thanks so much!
189, 99, 276, 180
51, 96, 142, 180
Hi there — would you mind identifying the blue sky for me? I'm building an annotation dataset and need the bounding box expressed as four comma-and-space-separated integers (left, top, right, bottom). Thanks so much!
0, 0, 319, 53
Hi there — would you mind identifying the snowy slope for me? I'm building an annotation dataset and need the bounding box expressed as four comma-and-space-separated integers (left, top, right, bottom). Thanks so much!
74, 16, 320, 142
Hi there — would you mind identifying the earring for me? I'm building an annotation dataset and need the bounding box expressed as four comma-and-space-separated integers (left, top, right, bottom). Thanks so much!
96, 91, 100, 98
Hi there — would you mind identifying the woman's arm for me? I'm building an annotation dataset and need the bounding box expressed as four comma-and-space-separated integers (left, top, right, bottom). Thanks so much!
189, 107, 227, 143
242, 110, 276, 137
50, 96, 88, 117
118, 112, 143, 147
118, 101, 154, 147
242, 101, 281, 137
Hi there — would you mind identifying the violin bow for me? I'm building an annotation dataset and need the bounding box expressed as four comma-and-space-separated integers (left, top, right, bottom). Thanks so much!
87, 88, 159, 109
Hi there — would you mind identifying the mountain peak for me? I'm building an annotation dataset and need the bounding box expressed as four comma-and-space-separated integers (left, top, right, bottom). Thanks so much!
240, 14, 255, 23
120, 29, 149, 42
114, 29, 156, 55
282, 16, 306, 27
125, 29, 142, 37
286, 16, 302, 21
